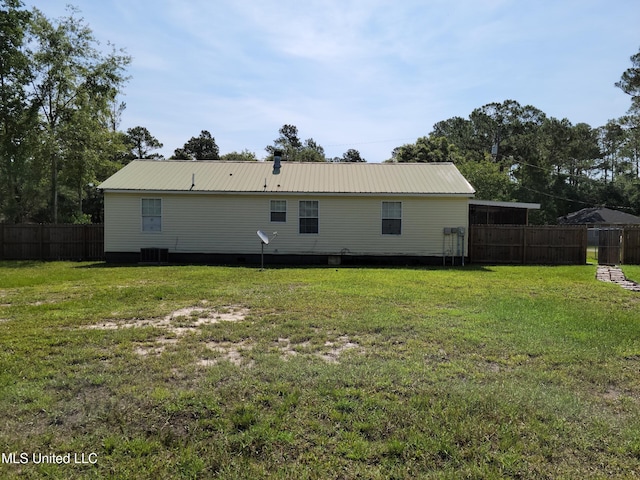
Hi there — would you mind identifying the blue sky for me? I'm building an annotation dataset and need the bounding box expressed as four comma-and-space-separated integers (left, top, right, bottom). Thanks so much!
24, 0, 639, 163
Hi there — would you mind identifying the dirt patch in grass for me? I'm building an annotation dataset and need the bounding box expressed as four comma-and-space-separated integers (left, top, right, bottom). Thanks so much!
319, 336, 361, 363
198, 341, 254, 368
83, 305, 362, 367
133, 338, 179, 357
84, 303, 248, 335
83, 303, 249, 359
277, 335, 362, 363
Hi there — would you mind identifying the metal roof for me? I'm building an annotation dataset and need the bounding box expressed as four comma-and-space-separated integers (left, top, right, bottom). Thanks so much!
470, 199, 541, 210
98, 160, 476, 196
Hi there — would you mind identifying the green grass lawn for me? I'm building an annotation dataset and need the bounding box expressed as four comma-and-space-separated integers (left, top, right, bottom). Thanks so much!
1, 261, 639, 479
623, 265, 640, 284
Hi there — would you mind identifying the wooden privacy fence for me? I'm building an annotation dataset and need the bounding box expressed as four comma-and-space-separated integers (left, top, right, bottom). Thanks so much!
623, 227, 640, 264
586, 226, 640, 265
469, 225, 587, 265
0, 224, 104, 261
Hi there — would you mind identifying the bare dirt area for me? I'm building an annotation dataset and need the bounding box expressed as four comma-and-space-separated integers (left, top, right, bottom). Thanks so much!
83, 303, 250, 360
198, 340, 254, 368
84, 303, 249, 335
83, 304, 364, 367
276, 335, 363, 363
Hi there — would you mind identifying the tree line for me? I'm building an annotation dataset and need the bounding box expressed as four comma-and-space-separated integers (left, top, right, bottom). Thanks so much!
129, 124, 367, 163
390, 95, 640, 223
1, 0, 639, 224
387, 49, 640, 223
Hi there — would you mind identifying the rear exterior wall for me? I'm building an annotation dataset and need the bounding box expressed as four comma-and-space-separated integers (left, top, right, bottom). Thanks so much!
103, 192, 469, 259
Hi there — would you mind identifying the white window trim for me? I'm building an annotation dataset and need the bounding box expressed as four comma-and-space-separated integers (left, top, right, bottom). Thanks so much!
381, 201, 402, 235
141, 198, 162, 233
270, 200, 287, 223
299, 200, 319, 235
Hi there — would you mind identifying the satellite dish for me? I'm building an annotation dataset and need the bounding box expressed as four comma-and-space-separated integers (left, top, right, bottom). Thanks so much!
257, 230, 269, 245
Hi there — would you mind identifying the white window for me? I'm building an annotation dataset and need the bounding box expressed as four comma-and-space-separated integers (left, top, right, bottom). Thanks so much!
382, 201, 402, 235
142, 198, 162, 232
270, 200, 287, 222
299, 200, 319, 234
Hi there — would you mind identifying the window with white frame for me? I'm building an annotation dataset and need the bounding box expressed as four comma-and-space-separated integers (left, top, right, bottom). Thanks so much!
142, 198, 162, 232
382, 201, 402, 235
270, 200, 287, 222
299, 200, 319, 234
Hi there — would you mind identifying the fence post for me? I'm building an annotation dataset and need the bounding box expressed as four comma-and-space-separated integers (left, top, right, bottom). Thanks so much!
39, 224, 43, 261
82, 225, 87, 261
522, 225, 527, 264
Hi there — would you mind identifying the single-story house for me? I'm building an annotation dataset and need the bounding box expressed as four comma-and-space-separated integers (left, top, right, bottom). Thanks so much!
558, 207, 640, 247
558, 207, 640, 226
98, 160, 476, 265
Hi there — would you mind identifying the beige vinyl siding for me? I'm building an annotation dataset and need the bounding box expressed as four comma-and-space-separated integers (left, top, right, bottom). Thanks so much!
104, 192, 468, 257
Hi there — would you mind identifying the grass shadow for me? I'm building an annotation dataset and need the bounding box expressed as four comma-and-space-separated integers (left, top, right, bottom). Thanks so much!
0, 260, 50, 268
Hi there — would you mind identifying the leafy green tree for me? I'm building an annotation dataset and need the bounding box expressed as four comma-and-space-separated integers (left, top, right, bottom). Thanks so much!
392, 136, 462, 163
58, 102, 126, 222
471, 101, 546, 169
616, 47, 640, 112
456, 155, 514, 201
619, 113, 640, 177
566, 123, 600, 185
0, 0, 42, 222
341, 149, 365, 162
431, 100, 547, 173
299, 138, 326, 162
29, 6, 130, 222
172, 130, 219, 160
266, 124, 326, 162
220, 149, 258, 161
431, 117, 476, 158
614, 47, 640, 182
597, 120, 625, 182
423, 96, 640, 221
266, 124, 303, 161
540, 118, 599, 188
125, 126, 163, 161
171, 148, 190, 160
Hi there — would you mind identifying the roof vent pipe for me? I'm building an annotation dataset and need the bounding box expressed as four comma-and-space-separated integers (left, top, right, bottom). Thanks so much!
273, 150, 282, 175
190, 173, 195, 191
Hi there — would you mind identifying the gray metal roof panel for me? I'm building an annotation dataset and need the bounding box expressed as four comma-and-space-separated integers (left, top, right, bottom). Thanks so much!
98, 160, 476, 195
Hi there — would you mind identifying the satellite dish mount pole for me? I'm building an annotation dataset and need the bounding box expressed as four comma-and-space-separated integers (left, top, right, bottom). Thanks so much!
257, 230, 274, 270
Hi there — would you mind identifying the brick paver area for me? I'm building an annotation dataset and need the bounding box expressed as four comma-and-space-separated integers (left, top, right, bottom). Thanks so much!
596, 265, 640, 292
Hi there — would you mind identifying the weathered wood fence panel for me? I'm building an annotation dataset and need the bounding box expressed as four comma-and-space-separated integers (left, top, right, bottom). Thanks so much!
0, 224, 104, 261
469, 225, 587, 265
598, 228, 623, 265
623, 227, 640, 265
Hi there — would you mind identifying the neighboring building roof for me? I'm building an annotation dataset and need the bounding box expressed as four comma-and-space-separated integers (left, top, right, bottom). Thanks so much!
469, 199, 541, 210
558, 207, 640, 225
99, 160, 476, 196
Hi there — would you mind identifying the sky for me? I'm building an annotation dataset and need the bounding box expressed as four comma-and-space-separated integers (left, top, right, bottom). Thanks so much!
23, 0, 640, 163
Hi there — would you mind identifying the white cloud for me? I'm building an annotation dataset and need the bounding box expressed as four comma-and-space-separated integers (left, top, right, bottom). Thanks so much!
22, 0, 640, 162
